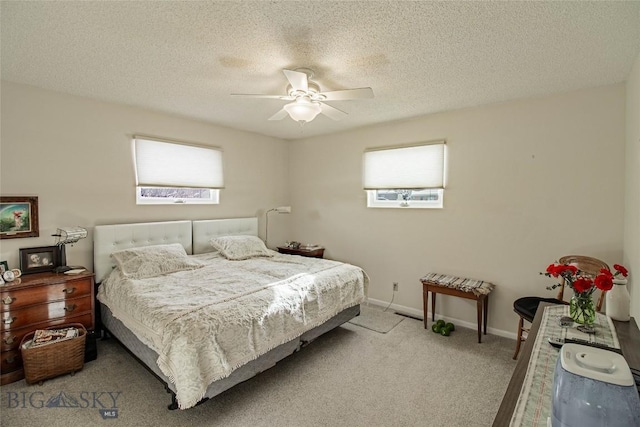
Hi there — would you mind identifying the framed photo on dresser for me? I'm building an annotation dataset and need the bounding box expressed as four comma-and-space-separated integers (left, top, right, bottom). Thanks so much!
19, 245, 60, 274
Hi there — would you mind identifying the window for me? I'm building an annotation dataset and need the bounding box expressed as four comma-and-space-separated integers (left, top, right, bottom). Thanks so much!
363, 141, 446, 209
136, 187, 219, 205
133, 136, 224, 205
367, 189, 443, 209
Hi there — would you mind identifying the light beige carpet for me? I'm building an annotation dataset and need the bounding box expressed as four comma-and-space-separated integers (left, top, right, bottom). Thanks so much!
348, 305, 404, 333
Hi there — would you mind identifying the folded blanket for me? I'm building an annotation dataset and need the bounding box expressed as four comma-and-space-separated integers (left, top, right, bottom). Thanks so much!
421, 272, 494, 296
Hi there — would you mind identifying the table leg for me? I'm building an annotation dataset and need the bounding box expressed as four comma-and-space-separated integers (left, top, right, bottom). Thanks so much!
483, 295, 489, 335
423, 287, 428, 329
431, 291, 436, 322
477, 298, 482, 343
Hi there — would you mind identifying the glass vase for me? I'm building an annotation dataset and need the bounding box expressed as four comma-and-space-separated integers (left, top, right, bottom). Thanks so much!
569, 292, 596, 325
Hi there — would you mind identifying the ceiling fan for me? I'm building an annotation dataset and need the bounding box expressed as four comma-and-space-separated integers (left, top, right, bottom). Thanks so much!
231, 68, 374, 123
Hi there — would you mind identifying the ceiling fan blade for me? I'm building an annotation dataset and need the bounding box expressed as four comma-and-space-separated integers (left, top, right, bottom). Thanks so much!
319, 103, 347, 121
283, 69, 308, 92
268, 108, 289, 121
231, 94, 293, 100
320, 87, 374, 101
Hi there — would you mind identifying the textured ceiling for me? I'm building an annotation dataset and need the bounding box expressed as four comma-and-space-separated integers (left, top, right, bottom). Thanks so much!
2, 1, 639, 140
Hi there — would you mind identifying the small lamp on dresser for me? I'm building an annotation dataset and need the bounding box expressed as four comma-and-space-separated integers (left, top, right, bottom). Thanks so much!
52, 226, 87, 273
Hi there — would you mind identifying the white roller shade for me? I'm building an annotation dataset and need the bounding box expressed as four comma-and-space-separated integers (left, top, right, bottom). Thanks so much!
134, 137, 224, 188
363, 142, 445, 189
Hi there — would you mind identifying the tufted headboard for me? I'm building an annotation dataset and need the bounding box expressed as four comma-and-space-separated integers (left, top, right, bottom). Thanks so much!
192, 217, 258, 254
93, 218, 260, 283
93, 220, 192, 283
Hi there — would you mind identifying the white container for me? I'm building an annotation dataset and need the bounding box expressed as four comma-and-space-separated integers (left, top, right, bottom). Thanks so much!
606, 278, 631, 321
551, 344, 640, 427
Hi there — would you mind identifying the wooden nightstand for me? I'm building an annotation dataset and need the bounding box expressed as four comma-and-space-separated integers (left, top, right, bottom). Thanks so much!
0, 270, 96, 385
277, 246, 325, 258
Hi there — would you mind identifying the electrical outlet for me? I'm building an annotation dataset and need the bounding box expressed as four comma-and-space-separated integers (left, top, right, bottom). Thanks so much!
393, 282, 398, 292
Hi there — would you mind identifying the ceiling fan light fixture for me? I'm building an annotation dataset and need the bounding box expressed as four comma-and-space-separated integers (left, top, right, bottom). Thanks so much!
234, 68, 373, 123
283, 97, 321, 122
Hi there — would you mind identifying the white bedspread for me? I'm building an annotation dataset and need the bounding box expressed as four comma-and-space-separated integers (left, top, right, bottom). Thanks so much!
97, 252, 368, 409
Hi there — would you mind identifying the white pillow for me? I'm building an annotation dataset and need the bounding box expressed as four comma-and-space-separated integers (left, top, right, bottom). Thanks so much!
111, 243, 203, 279
209, 235, 273, 260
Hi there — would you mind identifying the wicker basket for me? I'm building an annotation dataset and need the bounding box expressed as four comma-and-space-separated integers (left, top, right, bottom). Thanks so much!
20, 323, 86, 385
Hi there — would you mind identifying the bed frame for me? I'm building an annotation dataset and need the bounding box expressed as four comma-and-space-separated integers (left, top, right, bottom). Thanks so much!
93, 217, 360, 409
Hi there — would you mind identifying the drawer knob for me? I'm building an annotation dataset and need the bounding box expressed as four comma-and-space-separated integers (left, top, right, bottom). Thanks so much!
3, 317, 16, 325
62, 287, 76, 295
5, 355, 16, 364
1, 296, 15, 305
3, 335, 16, 345
64, 304, 77, 312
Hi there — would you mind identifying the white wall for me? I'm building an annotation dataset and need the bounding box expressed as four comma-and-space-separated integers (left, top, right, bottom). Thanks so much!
0, 81, 291, 270
625, 52, 640, 320
1, 80, 630, 337
289, 84, 626, 336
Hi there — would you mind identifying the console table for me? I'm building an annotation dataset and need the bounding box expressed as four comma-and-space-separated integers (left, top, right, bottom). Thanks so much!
492, 303, 640, 426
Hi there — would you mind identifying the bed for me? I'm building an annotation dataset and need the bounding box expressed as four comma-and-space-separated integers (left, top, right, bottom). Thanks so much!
94, 218, 367, 409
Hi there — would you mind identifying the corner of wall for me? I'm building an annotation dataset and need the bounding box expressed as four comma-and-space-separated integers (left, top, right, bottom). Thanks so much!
625, 51, 640, 320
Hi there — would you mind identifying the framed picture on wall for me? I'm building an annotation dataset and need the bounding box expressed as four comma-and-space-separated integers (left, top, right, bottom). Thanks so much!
19, 246, 60, 275
0, 196, 39, 239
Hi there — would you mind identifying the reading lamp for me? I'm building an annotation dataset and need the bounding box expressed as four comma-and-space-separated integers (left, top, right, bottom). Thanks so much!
52, 226, 88, 273
265, 206, 291, 248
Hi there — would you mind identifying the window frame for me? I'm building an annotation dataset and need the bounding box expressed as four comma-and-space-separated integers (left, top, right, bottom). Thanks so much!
136, 187, 220, 205
133, 136, 224, 206
366, 189, 444, 209
363, 140, 447, 209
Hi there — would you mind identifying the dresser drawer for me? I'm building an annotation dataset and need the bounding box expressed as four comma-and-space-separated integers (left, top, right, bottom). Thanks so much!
1, 312, 93, 352
0, 278, 92, 311
1, 296, 92, 331
1, 328, 28, 352
1, 349, 22, 373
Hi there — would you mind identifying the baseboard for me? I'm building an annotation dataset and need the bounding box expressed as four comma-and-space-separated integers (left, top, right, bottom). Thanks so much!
365, 298, 517, 340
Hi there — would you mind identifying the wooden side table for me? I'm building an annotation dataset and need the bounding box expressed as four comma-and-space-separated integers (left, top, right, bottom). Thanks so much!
420, 274, 494, 343
277, 246, 325, 258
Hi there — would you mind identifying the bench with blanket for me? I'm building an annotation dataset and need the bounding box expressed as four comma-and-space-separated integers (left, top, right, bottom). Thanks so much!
420, 273, 495, 343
